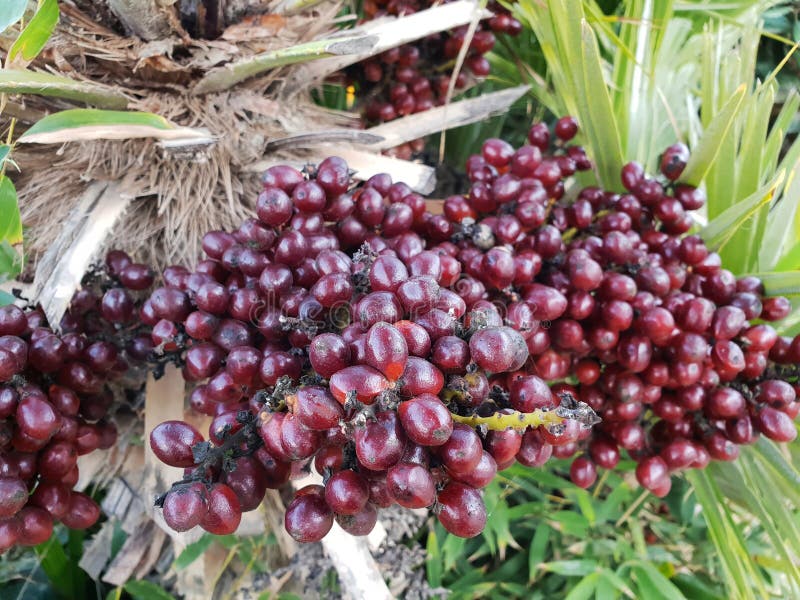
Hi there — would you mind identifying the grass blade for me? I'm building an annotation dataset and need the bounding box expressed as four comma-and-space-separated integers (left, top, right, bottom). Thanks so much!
681, 85, 746, 186
700, 169, 785, 253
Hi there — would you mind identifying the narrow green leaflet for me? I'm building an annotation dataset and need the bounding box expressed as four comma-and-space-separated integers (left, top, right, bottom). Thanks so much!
173, 534, 216, 570
0, 0, 27, 35
0, 70, 128, 109
680, 86, 746, 186
540, 559, 598, 577
193, 34, 378, 94
18, 109, 209, 144
123, 580, 177, 600
686, 470, 764, 600
579, 20, 625, 190
700, 170, 784, 253
630, 562, 686, 600
564, 572, 600, 600
7, 0, 59, 66
0, 176, 22, 245
426, 528, 443, 588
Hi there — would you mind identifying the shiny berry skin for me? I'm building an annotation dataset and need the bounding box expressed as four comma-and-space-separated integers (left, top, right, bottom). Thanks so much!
325, 470, 369, 515
200, 483, 242, 535
16, 394, 60, 441
60, 492, 101, 530
398, 394, 453, 446
355, 411, 407, 471
364, 322, 408, 381
398, 357, 444, 398
386, 463, 436, 508
754, 406, 797, 442
291, 386, 344, 431
659, 143, 690, 180
149, 421, 204, 468
285, 485, 333, 543
469, 326, 529, 373
0, 478, 28, 518
436, 482, 486, 538
335, 503, 378, 536
569, 456, 597, 488
329, 365, 390, 406
554, 116, 578, 141
309, 333, 351, 379
635, 456, 671, 497
162, 482, 208, 531
17, 507, 53, 546
439, 424, 483, 476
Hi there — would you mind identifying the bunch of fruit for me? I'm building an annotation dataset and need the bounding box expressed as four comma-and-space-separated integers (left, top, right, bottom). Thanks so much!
349, 0, 521, 137
443, 119, 798, 496
147, 118, 798, 544
0, 252, 158, 553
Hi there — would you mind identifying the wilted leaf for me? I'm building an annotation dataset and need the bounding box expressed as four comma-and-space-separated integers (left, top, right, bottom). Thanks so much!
18, 109, 210, 144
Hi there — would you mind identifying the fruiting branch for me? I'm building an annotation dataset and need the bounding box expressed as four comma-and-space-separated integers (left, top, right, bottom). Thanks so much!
450, 395, 600, 432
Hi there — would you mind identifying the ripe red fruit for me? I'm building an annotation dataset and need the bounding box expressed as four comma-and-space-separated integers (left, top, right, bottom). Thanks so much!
201, 483, 242, 535
335, 503, 378, 536
285, 485, 333, 543
30, 481, 71, 520
0, 478, 28, 518
355, 411, 407, 471
290, 386, 344, 431
569, 457, 597, 489
754, 406, 797, 443
469, 326, 529, 373
398, 357, 445, 398
516, 428, 553, 467
61, 492, 101, 529
386, 463, 436, 508
309, 333, 351, 379
162, 482, 208, 532
439, 424, 483, 476
222, 456, 269, 512
436, 482, 487, 538
324, 470, 369, 515
635, 456, 671, 497
397, 394, 453, 446
452, 451, 497, 489
149, 421, 204, 468
17, 507, 54, 546
329, 365, 390, 405
509, 375, 554, 413
364, 323, 409, 381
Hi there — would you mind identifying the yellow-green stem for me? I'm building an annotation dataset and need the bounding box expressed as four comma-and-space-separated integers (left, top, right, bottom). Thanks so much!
450, 408, 564, 431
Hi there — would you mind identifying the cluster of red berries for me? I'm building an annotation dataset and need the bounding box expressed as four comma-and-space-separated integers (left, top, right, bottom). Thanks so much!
443, 118, 798, 496
146, 153, 597, 542
0, 252, 157, 553
148, 116, 798, 544
350, 1, 521, 137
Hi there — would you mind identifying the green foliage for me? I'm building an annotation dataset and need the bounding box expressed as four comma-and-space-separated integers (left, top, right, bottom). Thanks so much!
7, 0, 59, 67
424, 463, 763, 599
